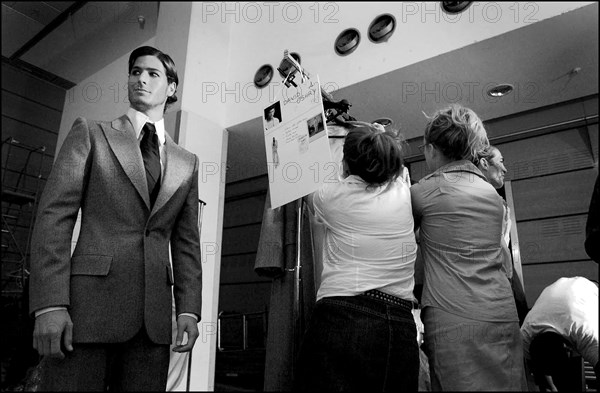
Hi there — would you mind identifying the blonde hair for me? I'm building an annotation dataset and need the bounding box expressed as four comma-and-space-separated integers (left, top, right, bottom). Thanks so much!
424, 104, 489, 162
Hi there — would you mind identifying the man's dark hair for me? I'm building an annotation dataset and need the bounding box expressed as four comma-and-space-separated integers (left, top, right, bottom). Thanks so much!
529, 331, 572, 391
128, 46, 179, 108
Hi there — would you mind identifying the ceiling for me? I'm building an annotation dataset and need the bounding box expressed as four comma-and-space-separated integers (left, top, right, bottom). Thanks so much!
1, 1, 158, 88
2, 2, 598, 162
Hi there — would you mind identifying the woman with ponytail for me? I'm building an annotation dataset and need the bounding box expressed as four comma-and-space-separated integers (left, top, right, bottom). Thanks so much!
411, 104, 526, 391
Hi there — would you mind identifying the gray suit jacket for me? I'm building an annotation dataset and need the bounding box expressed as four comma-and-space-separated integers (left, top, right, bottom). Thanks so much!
29, 115, 202, 345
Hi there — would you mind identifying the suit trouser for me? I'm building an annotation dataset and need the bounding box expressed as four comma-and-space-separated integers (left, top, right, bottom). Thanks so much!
38, 327, 170, 391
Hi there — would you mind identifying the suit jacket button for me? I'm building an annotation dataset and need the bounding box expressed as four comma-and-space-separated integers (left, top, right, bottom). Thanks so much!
145, 230, 150, 237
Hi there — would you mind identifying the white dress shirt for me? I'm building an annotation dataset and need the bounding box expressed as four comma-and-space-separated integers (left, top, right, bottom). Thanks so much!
126, 107, 167, 177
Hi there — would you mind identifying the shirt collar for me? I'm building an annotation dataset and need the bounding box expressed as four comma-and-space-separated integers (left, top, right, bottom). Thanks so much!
126, 107, 166, 145
342, 174, 366, 184
423, 160, 487, 181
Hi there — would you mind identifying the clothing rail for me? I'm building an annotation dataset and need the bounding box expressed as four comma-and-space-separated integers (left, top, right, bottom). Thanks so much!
216, 311, 267, 351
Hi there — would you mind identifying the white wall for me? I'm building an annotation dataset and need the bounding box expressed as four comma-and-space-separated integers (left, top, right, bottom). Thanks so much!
156, 3, 231, 390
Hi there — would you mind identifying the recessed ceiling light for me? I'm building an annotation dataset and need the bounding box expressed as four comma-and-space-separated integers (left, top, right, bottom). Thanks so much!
254, 64, 274, 88
335, 28, 361, 56
371, 117, 394, 127
441, 1, 473, 14
487, 84, 514, 97
368, 14, 396, 43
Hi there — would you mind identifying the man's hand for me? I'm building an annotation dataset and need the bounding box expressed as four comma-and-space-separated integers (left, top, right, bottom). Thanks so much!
172, 315, 199, 353
33, 309, 73, 358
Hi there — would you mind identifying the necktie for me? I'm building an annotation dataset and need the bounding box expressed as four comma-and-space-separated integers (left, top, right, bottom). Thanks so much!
140, 122, 161, 207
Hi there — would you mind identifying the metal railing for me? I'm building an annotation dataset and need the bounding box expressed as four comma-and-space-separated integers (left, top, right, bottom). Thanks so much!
217, 310, 267, 352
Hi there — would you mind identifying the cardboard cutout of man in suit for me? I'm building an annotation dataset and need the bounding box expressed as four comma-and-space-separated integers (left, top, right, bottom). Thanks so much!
29, 46, 202, 391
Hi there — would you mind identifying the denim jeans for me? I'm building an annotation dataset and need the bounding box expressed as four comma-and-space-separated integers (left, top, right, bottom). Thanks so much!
294, 295, 419, 392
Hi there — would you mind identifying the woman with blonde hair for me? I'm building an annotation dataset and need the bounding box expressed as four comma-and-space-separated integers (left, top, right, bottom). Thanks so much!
412, 105, 526, 390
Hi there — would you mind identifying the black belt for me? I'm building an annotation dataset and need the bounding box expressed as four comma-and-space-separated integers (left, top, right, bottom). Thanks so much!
362, 289, 418, 311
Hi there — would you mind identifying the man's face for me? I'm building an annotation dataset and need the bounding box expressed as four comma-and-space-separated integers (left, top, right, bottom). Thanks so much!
485, 150, 507, 189
128, 55, 176, 114
266, 108, 275, 120
422, 138, 435, 170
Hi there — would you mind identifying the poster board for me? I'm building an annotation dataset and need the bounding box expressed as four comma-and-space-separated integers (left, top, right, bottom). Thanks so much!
263, 76, 334, 209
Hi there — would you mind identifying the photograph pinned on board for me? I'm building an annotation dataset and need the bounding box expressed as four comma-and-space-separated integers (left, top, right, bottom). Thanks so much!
264, 102, 282, 130
262, 75, 332, 209
307, 112, 325, 140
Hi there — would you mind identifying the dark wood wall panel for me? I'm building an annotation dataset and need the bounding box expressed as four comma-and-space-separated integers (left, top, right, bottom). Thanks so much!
1, 64, 66, 111
220, 170, 270, 315
221, 224, 262, 257
485, 95, 597, 139
518, 215, 589, 264
2, 116, 58, 150
500, 128, 594, 181
1, 152, 52, 187
225, 175, 268, 199
223, 193, 266, 229
511, 168, 597, 220
582, 96, 599, 120
218, 282, 271, 314
2, 91, 62, 134
522, 261, 598, 303
1, 62, 64, 194
220, 253, 269, 284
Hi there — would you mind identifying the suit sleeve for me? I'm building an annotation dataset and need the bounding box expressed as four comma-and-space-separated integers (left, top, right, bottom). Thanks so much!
29, 117, 92, 316
170, 155, 203, 320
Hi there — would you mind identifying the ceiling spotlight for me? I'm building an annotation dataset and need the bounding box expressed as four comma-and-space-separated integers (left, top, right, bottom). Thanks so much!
254, 64, 274, 88
487, 84, 514, 97
441, 1, 473, 14
371, 117, 394, 127
335, 28, 361, 56
368, 14, 396, 43
137, 15, 145, 29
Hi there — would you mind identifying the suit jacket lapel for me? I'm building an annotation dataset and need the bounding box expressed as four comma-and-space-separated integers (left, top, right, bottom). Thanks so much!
101, 115, 151, 209
152, 132, 191, 215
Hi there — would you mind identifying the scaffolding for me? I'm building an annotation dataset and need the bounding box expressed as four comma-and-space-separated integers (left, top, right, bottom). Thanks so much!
1, 136, 46, 300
